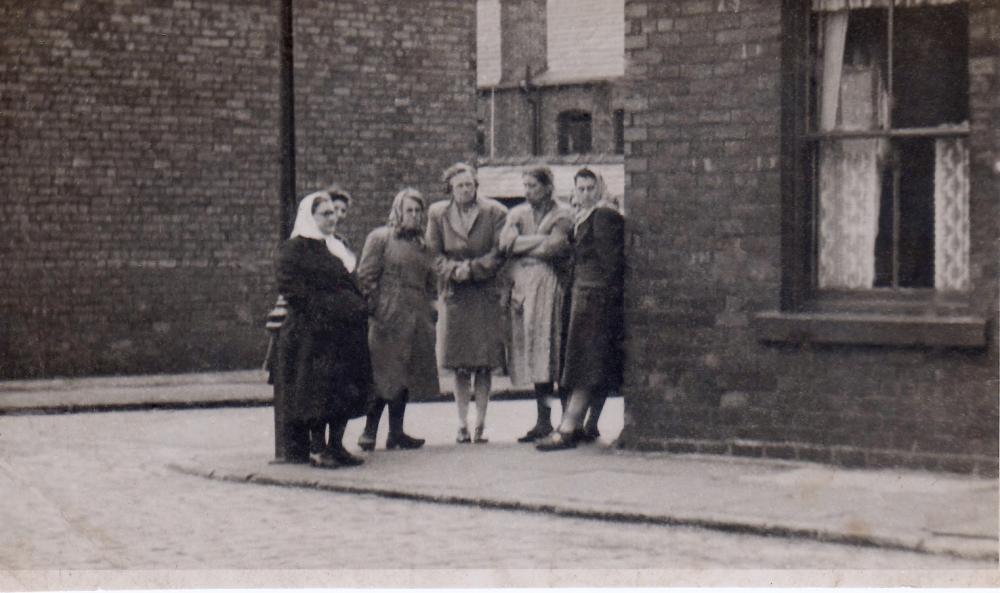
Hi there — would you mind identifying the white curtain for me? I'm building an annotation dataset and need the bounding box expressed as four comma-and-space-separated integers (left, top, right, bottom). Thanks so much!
818, 139, 882, 289
816, 12, 886, 289
819, 13, 848, 132
934, 138, 970, 291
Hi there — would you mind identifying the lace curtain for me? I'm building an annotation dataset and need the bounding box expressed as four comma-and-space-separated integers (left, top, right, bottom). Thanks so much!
934, 138, 970, 291
814, 8, 969, 291
816, 12, 887, 289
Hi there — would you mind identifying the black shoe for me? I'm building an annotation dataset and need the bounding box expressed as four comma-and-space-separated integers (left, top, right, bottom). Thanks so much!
456, 427, 472, 444
535, 431, 577, 451
309, 452, 341, 469
517, 424, 554, 443
357, 432, 377, 452
387, 432, 425, 450
328, 445, 364, 467
472, 425, 488, 444
574, 427, 599, 443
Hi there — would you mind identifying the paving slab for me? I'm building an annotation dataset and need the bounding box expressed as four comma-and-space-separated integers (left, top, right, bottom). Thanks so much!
0, 369, 528, 414
169, 400, 999, 563
2, 371, 994, 562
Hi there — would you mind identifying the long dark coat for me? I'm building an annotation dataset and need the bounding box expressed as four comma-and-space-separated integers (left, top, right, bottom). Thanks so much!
356, 226, 440, 401
425, 197, 508, 370
274, 237, 373, 424
560, 206, 625, 392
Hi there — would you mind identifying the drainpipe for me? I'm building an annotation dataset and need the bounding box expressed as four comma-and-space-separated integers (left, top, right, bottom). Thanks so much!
490, 87, 496, 159
278, 0, 296, 240
520, 65, 541, 156
273, 0, 299, 464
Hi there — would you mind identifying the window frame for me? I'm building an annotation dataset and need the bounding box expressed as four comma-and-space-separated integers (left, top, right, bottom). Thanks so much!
767, 0, 985, 347
779, 0, 971, 313
557, 109, 593, 156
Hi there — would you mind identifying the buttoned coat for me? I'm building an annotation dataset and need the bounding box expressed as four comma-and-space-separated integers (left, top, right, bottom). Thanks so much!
425, 197, 508, 370
560, 206, 626, 392
356, 226, 440, 401
274, 237, 373, 423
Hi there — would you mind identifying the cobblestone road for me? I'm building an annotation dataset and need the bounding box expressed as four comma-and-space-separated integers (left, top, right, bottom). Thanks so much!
0, 408, 991, 570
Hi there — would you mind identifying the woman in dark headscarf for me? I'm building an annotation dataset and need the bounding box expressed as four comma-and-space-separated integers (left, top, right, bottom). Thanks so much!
274, 187, 372, 468
536, 168, 625, 451
355, 187, 438, 451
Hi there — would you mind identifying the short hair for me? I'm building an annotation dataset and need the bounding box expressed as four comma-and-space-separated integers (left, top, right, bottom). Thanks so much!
441, 162, 478, 195
574, 167, 598, 185
325, 183, 352, 206
522, 165, 554, 198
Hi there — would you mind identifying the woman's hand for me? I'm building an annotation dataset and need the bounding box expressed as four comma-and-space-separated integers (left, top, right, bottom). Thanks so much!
453, 262, 471, 282
498, 223, 520, 253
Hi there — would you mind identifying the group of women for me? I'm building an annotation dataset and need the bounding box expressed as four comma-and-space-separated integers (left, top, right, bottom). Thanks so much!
272, 162, 625, 469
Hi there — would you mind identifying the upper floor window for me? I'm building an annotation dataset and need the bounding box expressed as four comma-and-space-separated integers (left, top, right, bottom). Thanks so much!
558, 110, 592, 155
796, 0, 969, 294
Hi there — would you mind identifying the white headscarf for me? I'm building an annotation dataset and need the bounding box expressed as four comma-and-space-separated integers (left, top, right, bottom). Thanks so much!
290, 191, 357, 273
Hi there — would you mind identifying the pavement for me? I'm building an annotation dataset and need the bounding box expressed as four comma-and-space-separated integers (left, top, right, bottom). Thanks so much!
0, 368, 528, 414
1, 370, 997, 563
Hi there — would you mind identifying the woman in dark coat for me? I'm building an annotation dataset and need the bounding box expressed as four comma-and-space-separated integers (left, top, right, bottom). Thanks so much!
536, 168, 625, 451
274, 188, 373, 468
355, 187, 438, 451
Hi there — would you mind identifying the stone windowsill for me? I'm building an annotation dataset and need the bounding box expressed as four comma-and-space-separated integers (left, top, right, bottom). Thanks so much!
752, 311, 989, 348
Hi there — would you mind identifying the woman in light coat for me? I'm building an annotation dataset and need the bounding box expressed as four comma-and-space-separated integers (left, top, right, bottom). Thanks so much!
499, 165, 573, 442
356, 188, 438, 451
426, 163, 508, 444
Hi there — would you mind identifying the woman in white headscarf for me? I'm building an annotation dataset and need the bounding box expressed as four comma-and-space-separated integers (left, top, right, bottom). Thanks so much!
273, 186, 373, 468
355, 187, 438, 451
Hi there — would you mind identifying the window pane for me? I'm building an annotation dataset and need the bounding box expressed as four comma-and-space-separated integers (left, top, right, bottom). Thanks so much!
557, 111, 592, 155
817, 138, 884, 289
934, 137, 970, 290
810, 8, 888, 132
892, 4, 968, 128
884, 138, 934, 288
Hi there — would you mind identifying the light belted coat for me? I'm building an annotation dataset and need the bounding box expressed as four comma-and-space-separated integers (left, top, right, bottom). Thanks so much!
425, 197, 508, 370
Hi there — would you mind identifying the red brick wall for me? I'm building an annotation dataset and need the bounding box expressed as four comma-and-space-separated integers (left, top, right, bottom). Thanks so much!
0, 0, 475, 378
621, 0, 999, 472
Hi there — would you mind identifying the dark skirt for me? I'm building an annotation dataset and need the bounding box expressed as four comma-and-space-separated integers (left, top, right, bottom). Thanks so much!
560, 285, 624, 392
275, 311, 372, 424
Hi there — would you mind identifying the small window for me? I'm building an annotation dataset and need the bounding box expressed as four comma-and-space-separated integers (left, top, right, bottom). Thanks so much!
801, 1, 969, 292
613, 109, 625, 154
558, 110, 592, 155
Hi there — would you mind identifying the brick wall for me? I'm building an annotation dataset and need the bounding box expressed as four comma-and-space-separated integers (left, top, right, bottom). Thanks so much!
0, 0, 475, 379
293, 0, 477, 250
480, 84, 626, 157
622, 0, 999, 473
